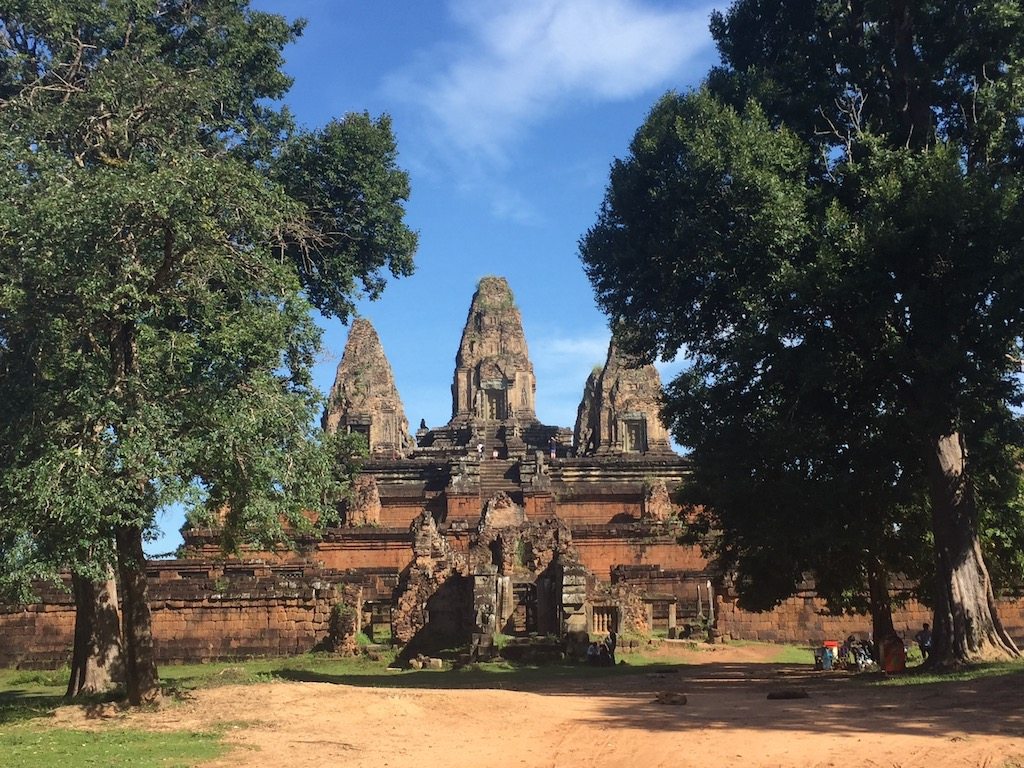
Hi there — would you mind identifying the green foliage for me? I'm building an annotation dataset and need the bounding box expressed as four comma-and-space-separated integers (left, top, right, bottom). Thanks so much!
581, 0, 1024, 644
0, 1, 414, 587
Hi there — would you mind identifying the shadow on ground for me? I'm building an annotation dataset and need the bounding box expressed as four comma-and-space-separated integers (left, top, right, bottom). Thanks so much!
0, 690, 66, 724
583, 661, 1024, 741
268, 660, 1024, 741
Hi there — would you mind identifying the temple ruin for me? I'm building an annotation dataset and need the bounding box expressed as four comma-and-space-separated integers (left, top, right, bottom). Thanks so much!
185, 274, 697, 657
322, 317, 414, 459
5, 275, 1024, 667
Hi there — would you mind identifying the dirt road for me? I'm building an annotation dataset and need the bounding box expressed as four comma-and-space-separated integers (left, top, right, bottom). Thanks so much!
54, 644, 1024, 768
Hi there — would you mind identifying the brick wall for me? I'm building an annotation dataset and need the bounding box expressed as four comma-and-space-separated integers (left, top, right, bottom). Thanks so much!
716, 587, 1024, 645
0, 563, 346, 669
570, 525, 709, 579
0, 579, 76, 669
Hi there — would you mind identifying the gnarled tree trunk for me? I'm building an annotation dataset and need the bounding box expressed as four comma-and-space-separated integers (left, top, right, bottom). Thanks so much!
926, 430, 1019, 665
66, 566, 124, 698
115, 524, 161, 705
866, 562, 896, 656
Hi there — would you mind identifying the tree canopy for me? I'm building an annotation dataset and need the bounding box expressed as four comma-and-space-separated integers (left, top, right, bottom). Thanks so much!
0, 0, 416, 701
582, 0, 1024, 665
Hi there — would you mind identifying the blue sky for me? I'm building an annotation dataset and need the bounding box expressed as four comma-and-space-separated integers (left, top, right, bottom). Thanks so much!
147, 0, 721, 554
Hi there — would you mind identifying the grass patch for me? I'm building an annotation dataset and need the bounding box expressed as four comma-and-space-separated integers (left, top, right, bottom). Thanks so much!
871, 659, 1024, 687
768, 644, 817, 664
0, 667, 71, 726
0, 726, 226, 768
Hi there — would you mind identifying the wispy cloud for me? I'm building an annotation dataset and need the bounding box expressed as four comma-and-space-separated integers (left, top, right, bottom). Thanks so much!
531, 330, 610, 424
388, 0, 716, 166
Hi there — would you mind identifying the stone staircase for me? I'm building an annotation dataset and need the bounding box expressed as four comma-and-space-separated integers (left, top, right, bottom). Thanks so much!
481, 424, 504, 459
471, 423, 524, 501
479, 458, 521, 501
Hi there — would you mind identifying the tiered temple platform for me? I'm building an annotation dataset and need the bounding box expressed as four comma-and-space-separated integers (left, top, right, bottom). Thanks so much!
5, 276, 1024, 666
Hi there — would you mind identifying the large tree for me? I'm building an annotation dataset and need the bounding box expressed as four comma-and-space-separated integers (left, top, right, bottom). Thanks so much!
0, 0, 416, 703
582, 1, 1024, 665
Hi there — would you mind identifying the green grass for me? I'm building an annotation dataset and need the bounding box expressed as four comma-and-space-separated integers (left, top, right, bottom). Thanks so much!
767, 643, 817, 664
871, 659, 1024, 687
157, 649, 692, 692
0, 726, 227, 768
158, 651, 402, 692
0, 667, 74, 726
0, 665, 234, 767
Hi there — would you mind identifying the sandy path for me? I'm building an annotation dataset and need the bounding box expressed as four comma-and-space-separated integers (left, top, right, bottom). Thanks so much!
52, 647, 1024, 768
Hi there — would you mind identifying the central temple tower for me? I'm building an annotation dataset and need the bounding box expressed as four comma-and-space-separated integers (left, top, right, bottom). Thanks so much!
450, 276, 537, 424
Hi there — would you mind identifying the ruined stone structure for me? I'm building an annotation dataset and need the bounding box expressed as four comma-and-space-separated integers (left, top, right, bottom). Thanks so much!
323, 317, 413, 458
451, 276, 536, 424
6, 275, 1024, 666
185, 275, 696, 656
308, 276, 694, 656
574, 339, 673, 456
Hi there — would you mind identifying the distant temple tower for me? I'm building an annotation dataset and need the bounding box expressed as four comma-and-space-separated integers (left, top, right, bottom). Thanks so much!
574, 339, 673, 456
450, 276, 537, 423
323, 318, 413, 458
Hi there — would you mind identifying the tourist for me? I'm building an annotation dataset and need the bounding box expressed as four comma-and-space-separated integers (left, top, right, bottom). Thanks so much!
476, 442, 483, 457
549, 436, 557, 460
597, 642, 612, 667
606, 628, 618, 664
586, 642, 599, 665
915, 622, 932, 662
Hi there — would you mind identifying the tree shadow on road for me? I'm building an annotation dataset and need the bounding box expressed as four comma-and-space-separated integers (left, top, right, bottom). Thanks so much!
582, 660, 1024, 740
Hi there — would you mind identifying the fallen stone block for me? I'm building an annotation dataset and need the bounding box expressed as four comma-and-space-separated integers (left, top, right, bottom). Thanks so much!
766, 688, 809, 700
653, 692, 687, 705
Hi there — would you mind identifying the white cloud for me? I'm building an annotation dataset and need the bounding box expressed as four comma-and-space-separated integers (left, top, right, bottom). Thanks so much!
531, 330, 610, 424
533, 333, 610, 364
388, 0, 716, 165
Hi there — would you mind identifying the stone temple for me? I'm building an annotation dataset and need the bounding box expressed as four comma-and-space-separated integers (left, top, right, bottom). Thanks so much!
190, 275, 696, 657
6, 276, 1014, 666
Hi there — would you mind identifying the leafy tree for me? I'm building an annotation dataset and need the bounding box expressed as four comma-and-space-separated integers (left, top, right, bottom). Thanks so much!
0, 0, 416, 703
670, 327, 933, 649
582, 1, 1024, 665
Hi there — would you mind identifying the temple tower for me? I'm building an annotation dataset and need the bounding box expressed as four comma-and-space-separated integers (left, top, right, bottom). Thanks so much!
450, 276, 537, 424
574, 338, 673, 456
323, 318, 414, 458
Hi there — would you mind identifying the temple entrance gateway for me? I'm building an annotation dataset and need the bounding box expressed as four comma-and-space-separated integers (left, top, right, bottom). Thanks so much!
482, 388, 507, 420
622, 418, 647, 453
508, 583, 537, 635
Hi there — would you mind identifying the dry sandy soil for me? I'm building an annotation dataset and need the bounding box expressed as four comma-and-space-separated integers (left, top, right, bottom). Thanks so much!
55, 643, 1024, 768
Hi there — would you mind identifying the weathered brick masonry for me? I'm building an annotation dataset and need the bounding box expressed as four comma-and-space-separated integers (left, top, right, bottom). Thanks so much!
716, 586, 1024, 646
0, 562, 349, 669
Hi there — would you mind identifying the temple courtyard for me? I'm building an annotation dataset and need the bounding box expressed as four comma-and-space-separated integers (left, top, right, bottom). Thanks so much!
14, 643, 1024, 768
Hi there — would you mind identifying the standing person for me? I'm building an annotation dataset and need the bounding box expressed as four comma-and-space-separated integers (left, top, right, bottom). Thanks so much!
476, 441, 484, 458
915, 623, 932, 662
606, 628, 618, 664
549, 436, 557, 460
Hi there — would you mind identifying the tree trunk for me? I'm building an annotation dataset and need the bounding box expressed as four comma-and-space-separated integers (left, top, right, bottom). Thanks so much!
926, 430, 1019, 665
66, 567, 124, 698
115, 525, 161, 705
866, 562, 896, 656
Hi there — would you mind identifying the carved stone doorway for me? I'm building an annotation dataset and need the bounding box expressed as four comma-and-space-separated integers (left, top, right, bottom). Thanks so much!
506, 583, 537, 636
483, 389, 507, 420
622, 418, 647, 453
